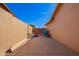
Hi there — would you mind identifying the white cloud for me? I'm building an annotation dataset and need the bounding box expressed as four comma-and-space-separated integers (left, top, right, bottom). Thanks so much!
42, 11, 47, 14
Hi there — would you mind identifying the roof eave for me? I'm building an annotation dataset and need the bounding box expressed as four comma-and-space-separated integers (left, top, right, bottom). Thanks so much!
1, 3, 16, 17
45, 3, 62, 26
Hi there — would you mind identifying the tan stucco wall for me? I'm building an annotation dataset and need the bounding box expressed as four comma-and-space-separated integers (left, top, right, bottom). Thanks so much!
28, 26, 33, 35
0, 7, 32, 55
46, 3, 79, 52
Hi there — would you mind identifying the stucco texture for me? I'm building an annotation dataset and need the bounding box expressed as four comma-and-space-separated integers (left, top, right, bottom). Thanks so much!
0, 7, 31, 55
46, 4, 79, 52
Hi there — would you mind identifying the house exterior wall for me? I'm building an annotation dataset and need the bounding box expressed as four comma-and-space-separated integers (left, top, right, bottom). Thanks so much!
33, 28, 43, 34
46, 3, 79, 52
28, 25, 33, 35
0, 7, 32, 55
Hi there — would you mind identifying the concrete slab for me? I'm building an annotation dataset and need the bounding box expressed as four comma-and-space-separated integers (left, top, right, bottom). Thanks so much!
6, 35, 79, 56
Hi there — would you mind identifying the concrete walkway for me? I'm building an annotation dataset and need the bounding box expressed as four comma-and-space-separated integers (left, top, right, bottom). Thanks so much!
6, 35, 79, 56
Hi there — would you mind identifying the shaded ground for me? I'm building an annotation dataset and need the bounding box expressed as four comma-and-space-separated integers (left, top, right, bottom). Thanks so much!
6, 35, 79, 56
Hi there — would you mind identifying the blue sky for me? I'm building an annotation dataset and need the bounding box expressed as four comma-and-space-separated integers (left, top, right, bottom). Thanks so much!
6, 3, 57, 28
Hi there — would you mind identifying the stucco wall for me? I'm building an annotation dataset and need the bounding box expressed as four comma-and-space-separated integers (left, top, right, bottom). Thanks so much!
0, 7, 32, 55
46, 3, 79, 52
28, 26, 33, 35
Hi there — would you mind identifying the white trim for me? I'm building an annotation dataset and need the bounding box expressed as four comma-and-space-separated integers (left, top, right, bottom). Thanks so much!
11, 38, 30, 51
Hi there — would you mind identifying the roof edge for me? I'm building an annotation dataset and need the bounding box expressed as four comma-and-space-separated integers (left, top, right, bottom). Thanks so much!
1, 3, 15, 17
45, 3, 62, 26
